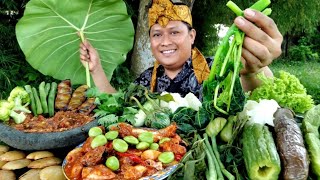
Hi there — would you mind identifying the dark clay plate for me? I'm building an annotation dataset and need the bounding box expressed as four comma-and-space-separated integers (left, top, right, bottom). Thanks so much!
0, 119, 98, 151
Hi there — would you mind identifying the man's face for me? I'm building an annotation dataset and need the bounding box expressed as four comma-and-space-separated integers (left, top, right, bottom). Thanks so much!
150, 21, 196, 71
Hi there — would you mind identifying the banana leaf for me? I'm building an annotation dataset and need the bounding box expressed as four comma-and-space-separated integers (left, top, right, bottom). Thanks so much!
16, 0, 134, 85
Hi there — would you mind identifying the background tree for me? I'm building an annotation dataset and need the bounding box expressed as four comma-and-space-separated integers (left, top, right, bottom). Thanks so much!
0, 0, 54, 99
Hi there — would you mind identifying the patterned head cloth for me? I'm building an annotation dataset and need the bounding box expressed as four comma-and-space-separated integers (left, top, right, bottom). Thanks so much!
148, 0, 193, 28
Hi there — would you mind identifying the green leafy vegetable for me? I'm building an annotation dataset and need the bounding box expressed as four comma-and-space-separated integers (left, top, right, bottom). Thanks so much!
16, 0, 134, 85
90, 83, 165, 128
202, 0, 271, 117
249, 70, 314, 113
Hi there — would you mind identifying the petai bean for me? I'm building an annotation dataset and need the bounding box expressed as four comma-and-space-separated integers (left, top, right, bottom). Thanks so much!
88, 127, 103, 137
138, 132, 154, 144
136, 142, 150, 150
106, 156, 120, 171
105, 131, 119, 140
159, 137, 171, 144
123, 136, 139, 145
150, 143, 159, 150
113, 139, 128, 153
91, 135, 107, 149
158, 152, 175, 164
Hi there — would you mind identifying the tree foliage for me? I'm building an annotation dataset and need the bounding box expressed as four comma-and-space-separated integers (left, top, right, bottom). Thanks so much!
271, 0, 320, 35
0, 0, 55, 99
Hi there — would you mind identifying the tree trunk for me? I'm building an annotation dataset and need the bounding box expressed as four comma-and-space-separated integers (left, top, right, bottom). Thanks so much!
130, 0, 153, 77
130, 0, 196, 77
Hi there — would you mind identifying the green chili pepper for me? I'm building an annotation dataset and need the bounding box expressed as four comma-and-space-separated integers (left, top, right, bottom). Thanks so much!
48, 82, 57, 117
32, 87, 43, 115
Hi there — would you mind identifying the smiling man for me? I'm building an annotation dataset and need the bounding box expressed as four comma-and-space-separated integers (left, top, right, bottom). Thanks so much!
79, 0, 283, 98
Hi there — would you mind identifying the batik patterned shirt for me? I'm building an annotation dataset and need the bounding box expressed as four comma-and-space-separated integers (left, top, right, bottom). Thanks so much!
134, 57, 213, 98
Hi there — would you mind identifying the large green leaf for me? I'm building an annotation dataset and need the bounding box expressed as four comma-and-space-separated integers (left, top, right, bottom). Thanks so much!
16, 0, 134, 85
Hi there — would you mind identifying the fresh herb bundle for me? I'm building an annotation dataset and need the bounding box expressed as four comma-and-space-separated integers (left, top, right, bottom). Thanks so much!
202, 0, 272, 117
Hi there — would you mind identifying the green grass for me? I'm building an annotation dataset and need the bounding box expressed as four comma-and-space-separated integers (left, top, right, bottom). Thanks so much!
269, 59, 320, 105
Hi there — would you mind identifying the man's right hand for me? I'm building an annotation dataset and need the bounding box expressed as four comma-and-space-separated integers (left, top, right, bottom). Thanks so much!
79, 40, 101, 73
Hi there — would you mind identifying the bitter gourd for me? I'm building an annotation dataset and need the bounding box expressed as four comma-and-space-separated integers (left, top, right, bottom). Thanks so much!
241, 123, 281, 180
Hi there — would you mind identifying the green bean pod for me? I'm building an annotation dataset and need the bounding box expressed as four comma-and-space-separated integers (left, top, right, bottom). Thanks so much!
39, 81, 48, 114
32, 87, 43, 115
24, 85, 37, 116
48, 82, 57, 117
45, 83, 51, 96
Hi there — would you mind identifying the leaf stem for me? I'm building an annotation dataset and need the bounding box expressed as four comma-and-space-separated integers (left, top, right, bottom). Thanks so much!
79, 31, 91, 88
208, 25, 236, 81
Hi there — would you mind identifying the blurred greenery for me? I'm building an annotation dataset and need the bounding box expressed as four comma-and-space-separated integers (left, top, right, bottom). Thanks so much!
270, 60, 320, 105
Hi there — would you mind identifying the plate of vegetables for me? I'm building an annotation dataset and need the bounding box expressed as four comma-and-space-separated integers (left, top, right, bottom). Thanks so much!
62, 122, 186, 180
